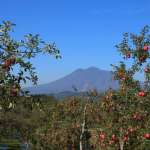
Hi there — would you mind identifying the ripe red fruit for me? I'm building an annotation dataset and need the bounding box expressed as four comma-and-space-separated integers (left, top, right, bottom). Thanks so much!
123, 135, 129, 142
144, 133, 150, 140
10, 85, 19, 97
109, 140, 114, 145
133, 113, 143, 121
91, 144, 96, 149
138, 91, 145, 97
128, 127, 134, 133
111, 134, 116, 141
133, 114, 137, 119
126, 53, 131, 58
4, 57, 16, 68
10, 88, 18, 96
4, 59, 12, 67
99, 133, 106, 141
143, 45, 149, 51
139, 55, 146, 62
121, 76, 126, 81
111, 134, 118, 142
144, 68, 149, 73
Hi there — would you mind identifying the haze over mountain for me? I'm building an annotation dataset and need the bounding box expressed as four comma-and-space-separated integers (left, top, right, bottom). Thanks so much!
28, 67, 119, 94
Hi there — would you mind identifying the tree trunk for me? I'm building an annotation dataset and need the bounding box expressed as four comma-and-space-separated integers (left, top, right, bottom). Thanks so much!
80, 105, 87, 150
119, 140, 124, 150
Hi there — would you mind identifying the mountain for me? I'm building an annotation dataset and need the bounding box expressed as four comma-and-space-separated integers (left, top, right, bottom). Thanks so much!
27, 67, 119, 95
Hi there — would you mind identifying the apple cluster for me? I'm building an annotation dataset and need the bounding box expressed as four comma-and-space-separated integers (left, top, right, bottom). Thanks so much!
2, 57, 16, 71
98, 127, 137, 149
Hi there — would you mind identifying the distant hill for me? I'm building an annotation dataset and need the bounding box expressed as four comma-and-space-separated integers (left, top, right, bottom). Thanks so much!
50, 91, 83, 99
27, 67, 119, 95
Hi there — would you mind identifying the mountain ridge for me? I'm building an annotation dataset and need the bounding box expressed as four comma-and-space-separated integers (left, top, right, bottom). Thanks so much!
27, 67, 119, 94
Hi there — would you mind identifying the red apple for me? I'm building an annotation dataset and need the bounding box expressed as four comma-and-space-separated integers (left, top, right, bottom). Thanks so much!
126, 52, 131, 58
144, 133, 150, 140
10, 85, 19, 96
139, 55, 146, 62
133, 114, 137, 119
123, 135, 129, 142
91, 144, 96, 149
111, 134, 118, 142
99, 133, 106, 141
121, 76, 126, 80
132, 113, 143, 121
109, 140, 114, 145
128, 127, 134, 133
4, 59, 12, 67
143, 45, 149, 51
10, 88, 18, 96
144, 68, 149, 73
4, 57, 16, 68
138, 91, 145, 97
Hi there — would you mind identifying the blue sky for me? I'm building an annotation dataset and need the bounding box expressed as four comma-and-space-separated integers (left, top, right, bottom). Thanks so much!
1, 0, 150, 85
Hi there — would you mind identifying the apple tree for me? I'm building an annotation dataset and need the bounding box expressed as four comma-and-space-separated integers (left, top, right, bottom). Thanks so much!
0, 21, 61, 109
0, 20, 61, 146
95, 26, 150, 150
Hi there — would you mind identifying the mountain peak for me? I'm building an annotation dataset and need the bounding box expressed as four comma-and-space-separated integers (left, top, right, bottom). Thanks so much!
28, 67, 119, 94
74, 68, 84, 72
86, 66, 100, 70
